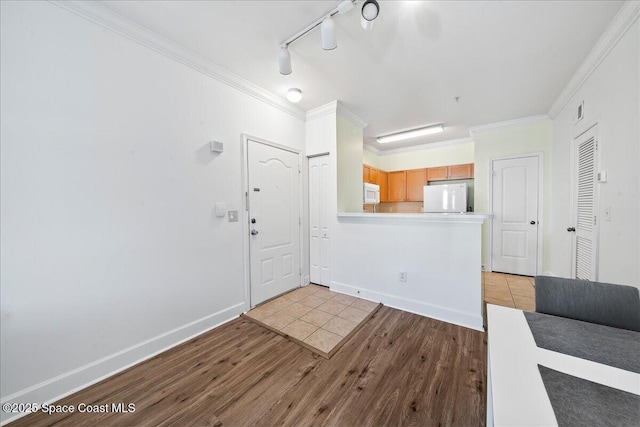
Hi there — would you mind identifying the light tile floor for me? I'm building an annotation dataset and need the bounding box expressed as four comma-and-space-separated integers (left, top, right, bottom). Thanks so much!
483, 272, 536, 311
244, 284, 380, 357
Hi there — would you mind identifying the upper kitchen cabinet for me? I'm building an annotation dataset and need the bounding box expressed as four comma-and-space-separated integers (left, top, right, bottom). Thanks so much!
378, 170, 388, 202
427, 166, 448, 181
448, 163, 474, 179
388, 171, 407, 201
427, 163, 474, 181
363, 165, 371, 183
406, 169, 427, 201
369, 168, 379, 185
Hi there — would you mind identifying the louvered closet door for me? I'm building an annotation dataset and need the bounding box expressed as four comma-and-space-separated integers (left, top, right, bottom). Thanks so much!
573, 126, 599, 280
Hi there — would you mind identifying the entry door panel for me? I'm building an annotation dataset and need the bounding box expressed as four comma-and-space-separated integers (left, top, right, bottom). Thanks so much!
492, 156, 539, 275
309, 155, 330, 286
248, 140, 300, 306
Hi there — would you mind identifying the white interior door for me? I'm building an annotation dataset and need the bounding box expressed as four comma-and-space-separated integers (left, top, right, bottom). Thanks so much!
309, 155, 330, 286
248, 139, 301, 306
491, 156, 539, 275
571, 126, 599, 280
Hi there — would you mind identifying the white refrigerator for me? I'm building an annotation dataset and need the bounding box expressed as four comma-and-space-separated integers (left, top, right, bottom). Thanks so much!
423, 183, 468, 213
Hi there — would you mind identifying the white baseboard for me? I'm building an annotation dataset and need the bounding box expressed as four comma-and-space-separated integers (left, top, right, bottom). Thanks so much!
0, 303, 245, 426
330, 281, 484, 332
303, 275, 310, 285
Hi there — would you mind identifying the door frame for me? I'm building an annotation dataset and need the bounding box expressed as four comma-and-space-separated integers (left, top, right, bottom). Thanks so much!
241, 134, 304, 311
569, 122, 601, 280
489, 152, 544, 275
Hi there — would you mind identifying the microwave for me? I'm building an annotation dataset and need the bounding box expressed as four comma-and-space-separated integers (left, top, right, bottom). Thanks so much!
363, 183, 380, 204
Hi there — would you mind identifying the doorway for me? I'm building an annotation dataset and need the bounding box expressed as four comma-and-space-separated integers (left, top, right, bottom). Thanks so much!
246, 137, 302, 306
491, 155, 542, 276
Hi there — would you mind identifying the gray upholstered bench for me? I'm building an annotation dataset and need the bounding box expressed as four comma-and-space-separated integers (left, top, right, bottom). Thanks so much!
534, 275, 640, 332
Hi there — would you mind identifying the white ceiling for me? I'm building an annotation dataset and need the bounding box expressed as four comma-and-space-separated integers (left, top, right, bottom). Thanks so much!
98, 0, 623, 151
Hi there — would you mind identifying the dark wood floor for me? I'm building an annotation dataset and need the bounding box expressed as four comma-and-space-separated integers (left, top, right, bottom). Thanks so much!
10, 306, 486, 427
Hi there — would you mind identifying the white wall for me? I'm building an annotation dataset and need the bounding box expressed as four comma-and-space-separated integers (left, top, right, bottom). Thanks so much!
549, 19, 639, 286
363, 141, 474, 172
0, 1, 306, 417
473, 121, 553, 271
337, 115, 364, 213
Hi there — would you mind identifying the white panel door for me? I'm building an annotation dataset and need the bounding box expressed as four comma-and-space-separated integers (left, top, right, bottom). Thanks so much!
571, 127, 599, 280
248, 139, 301, 306
309, 155, 330, 286
492, 156, 539, 275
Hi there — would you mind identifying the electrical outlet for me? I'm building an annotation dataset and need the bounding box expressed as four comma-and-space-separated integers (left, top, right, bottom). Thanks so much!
399, 271, 407, 282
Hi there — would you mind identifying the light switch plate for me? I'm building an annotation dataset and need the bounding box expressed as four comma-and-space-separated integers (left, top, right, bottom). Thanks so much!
228, 210, 238, 222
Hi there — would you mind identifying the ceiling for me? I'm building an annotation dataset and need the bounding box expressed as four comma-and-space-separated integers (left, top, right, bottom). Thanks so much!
98, 0, 623, 151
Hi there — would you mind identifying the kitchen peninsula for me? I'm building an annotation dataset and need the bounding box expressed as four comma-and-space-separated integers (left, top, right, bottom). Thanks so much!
330, 212, 490, 331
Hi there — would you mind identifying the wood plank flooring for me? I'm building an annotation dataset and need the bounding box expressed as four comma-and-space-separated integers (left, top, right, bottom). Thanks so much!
9, 306, 486, 427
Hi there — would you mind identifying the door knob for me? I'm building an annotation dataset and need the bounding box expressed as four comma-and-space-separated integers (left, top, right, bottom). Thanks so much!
251, 229, 259, 235
251, 218, 256, 224
567, 227, 576, 232
530, 221, 536, 225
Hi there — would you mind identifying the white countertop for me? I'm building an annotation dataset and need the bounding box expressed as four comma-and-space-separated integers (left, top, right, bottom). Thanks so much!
337, 212, 492, 224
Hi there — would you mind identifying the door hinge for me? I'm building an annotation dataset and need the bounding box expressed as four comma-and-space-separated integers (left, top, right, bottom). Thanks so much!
299, 217, 302, 225
594, 216, 597, 225
298, 165, 301, 173
299, 267, 302, 276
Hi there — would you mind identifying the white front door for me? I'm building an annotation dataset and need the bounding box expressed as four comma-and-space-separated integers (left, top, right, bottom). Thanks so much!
248, 139, 301, 306
491, 156, 540, 275
309, 155, 330, 286
571, 126, 599, 280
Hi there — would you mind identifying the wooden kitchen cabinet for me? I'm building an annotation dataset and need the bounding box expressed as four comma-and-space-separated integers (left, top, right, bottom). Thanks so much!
448, 163, 474, 179
378, 171, 388, 202
427, 166, 448, 181
369, 168, 379, 185
406, 169, 427, 201
388, 171, 407, 201
363, 165, 371, 183
427, 163, 474, 181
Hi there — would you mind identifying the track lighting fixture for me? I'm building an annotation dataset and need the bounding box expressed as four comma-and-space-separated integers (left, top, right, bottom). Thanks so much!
278, 46, 292, 75
361, 0, 380, 30
278, 0, 379, 76
377, 124, 444, 144
321, 16, 337, 50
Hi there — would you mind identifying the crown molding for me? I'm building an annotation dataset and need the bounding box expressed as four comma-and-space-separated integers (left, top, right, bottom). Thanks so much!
363, 144, 382, 155
306, 101, 338, 121
49, 0, 306, 121
469, 114, 550, 136
336, 103, 368, 129
548, 1, 640, 119
365, 137, 473, 156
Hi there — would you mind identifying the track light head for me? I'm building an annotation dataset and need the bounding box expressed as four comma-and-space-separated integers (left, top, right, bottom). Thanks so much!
361, 0, 380, 30
321, 16, 337, 50
278, 46, 292, 75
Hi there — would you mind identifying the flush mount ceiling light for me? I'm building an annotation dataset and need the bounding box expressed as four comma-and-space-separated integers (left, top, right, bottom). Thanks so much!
361, 0, 380, 30
278, 0, 376, 75
377, 124, 444, 144
286, 88, 303, 103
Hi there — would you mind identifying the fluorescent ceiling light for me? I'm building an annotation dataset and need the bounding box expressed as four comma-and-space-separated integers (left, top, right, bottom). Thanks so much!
286, 88, 302, 103
377, 124, 444, 144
